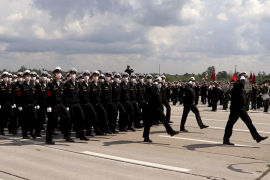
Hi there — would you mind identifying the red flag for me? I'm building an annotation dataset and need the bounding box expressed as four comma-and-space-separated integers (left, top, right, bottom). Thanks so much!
231, 73, 237, 82
249, 71, 253, 83
252, 72, 256, 82
211, 68, 216, 82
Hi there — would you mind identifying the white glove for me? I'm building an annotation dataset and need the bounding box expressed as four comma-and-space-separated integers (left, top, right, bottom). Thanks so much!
36, 105, 40, 110
18, 107, 22, 111
47, 107, 52, 113
66, 107, 69, 111
240, 76, 245, 80
188, 81, 192, 84
13, 104, 16, 108
35, 106, 37, 109
0, 105, 1, 109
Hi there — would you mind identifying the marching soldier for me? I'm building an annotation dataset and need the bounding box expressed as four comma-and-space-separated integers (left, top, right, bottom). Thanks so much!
160, 75, 172, 123
143, 77, 179, 142
100, 71, 119, 133
178, 80, 183, 105
89, 70, 111, 134
223, 72, 268, 145
251, 82, 257, 110
35, 71, 49, 137
222, 89, 230, 110
17, 70, 38, 139
0, 72, 16, 135
180, 77, 208, 132
200, 81, 207, 104
136, 74, 147, 128
171, 81, 179, 106
120, 72, 135, 131
211, 81, 218, 112
257, 84, 262, 109
79, 70, 101, 136
46, 67, 73, 144
194, 82, 200, 105
129, 73, 140, 130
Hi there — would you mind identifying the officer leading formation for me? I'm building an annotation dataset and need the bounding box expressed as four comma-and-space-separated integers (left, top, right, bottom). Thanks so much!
0, 67, 268, 145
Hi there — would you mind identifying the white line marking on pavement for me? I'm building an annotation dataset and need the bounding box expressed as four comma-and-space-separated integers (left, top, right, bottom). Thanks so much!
208, 126, 270, 134
81, 151, 190, 173
159, 135, 254, 148
171, 116, 270, 126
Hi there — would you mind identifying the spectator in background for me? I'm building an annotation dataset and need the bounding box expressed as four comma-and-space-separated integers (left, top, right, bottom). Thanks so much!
124, 65, 134, 76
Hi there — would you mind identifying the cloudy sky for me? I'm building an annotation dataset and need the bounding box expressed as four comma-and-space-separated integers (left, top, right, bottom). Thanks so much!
1, 0, 270, 75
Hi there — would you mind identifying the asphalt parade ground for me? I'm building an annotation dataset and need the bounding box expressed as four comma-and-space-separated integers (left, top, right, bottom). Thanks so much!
0, 103, 270, 180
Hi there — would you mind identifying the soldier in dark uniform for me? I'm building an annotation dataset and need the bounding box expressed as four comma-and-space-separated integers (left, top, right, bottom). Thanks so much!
136, 74, 147, 128
63, 68, 89, 141
223, 72, 268, 145
46, 67, 73, 144
129, 73, 140, 130
100, 71, 119, 133
0, 72, 15, 135
120, 72, 135, 131
124, 65, 134, 76
200, 81, 207, 104
257, 84, 262, 109
35, 71, 49, 137
12, 72, 23, 132
160, 75, 172, 123
251, 82, 257, 110
143, 77, 179, 142
17, 70, 38, 139
171, 81, 179, 106
207, 82, 213, 107
178, 80, 184, 105
79, 70, 102, 136
89, 70, 111, 135
166, 82, 172, 102
211, 81, 218, 112
180, 77, 208, 132
194, 82, 200, 105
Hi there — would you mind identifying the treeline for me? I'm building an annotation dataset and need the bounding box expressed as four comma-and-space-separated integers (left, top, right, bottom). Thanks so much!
1, 65, 269, 83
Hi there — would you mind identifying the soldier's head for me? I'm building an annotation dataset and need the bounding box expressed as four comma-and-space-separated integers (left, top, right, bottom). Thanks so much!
237, 72, 247, 80
30, 72, 37, 82
1, 72, 9, 83
53, 67, 62, 80
23, 70, 31, 83
105, 71, 112, 83
130, 73, 137, 84
113, 73, 121, 84
82, 70, 90, 82
146, 74, 153, 84
99, 74, 105, 84
41, 71, 48, 83
155, 77, 162, 89
92, 70, 100, 83
122, 72, 129, 83
68, 68, 77, 82
127, 65, 130, 69
138, 74, 145, 84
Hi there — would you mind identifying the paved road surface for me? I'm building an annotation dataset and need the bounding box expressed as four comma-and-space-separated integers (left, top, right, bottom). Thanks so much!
0, 103, 269, 180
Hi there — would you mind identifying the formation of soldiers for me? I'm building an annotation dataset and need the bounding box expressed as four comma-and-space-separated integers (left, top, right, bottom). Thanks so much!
167, 80, 270, 113
0, 68, 268, 145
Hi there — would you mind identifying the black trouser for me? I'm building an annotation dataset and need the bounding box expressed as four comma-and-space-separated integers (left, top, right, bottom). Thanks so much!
113, 101, 127, 128
208, 95, 211, 107
36, 103, 47, 135
81, 102, 99, 134
172, 94, 178, 105
162, 100, 171, 120
179, 95, 183, 104
69, 103, 85, 138
180, 104, 204, 130
201, 94, 206, 104
143, 107, 173, 139
21, 103, 37, 137
223, 107, 260, 141
195, 94, 199, 105
13, 107, 19, 131
102, 102, 118, 131
212, 99, 217, 111
129, 100, 140, 128
93, 103, 109, 132
121, 101, 135, 128
137, 99, 148, 123
0, 102, 14, 133
257, 96, 261, 109
46, 103, 70, 142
